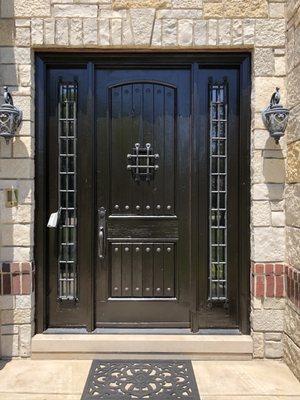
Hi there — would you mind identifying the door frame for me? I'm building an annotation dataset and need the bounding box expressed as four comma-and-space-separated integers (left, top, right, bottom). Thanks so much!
35, 52, 251, 334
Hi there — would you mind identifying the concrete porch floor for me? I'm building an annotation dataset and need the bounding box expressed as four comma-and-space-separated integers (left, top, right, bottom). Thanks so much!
0, 359, 299, 400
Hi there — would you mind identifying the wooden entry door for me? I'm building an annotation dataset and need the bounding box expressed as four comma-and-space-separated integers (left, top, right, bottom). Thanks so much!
39, 53, 250, 334
95, 69, 191, 327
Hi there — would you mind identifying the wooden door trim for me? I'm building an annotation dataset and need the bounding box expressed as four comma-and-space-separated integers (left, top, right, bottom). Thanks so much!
35, 52, 251, 334
35, 55, 47, 333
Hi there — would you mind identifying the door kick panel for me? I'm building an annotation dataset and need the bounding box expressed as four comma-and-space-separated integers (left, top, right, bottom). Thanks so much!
110, 243, 175, 298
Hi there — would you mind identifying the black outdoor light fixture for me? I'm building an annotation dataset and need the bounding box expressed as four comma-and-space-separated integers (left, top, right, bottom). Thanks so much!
262, 87, 289, 144
0, 86, 23, 143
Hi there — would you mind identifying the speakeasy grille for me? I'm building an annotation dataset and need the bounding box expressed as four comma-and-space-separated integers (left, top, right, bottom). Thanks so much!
208, 78, 228, 302
57, 82, 78, 301
127, 142, 159, 183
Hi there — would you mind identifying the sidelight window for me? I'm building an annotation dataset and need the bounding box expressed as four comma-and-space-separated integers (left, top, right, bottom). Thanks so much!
208, 78, 228, 302
57, 82, 78, 301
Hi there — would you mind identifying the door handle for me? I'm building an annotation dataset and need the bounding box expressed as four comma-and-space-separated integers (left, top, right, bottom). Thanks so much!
98, 207, 106, 259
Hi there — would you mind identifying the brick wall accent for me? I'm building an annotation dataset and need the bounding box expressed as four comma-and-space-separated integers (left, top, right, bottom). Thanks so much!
251, 263, 286, 298
286, 265, 300, 310
251, 263, 300, 361
0, 262, 34, 296
251, 263, 299, 308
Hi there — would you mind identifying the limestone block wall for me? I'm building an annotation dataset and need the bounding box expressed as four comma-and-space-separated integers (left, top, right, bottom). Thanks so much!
0, 0, 291, 358
284, 0, 300, 381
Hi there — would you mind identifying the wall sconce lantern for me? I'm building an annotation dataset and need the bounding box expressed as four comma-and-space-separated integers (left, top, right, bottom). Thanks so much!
262, 87, 289, 144
0, 86, 23, 144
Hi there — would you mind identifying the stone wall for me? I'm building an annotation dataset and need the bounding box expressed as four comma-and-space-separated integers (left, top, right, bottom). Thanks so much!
284, 0, 300, 381
0, 0, 291, 358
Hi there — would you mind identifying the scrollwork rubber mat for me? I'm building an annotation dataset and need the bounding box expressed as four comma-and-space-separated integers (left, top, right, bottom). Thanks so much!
81, 360, 201, 399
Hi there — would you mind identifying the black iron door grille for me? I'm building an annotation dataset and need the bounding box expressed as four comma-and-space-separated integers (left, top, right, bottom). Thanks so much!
127, 143, 159, 183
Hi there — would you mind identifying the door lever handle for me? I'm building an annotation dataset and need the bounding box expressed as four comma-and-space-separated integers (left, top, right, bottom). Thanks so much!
98, 207, 106, 259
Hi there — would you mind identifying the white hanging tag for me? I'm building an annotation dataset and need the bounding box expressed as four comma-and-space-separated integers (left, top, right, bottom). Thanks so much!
47, 211, 60, 228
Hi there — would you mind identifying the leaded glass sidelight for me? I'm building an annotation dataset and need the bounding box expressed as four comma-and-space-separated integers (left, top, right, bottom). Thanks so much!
57, 82, 78, 301
208, 78, 228, 302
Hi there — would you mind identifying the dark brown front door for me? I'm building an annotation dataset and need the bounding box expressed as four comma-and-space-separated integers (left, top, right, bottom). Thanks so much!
40, 54, 250, 333
95, 69, 191, 327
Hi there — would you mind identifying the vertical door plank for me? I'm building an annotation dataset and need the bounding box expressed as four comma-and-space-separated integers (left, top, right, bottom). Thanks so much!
164, 87, 175, 215
153, 84, 165, 215
163, 243, 175, 297
142, 244, 153, 297
132, 243, 143, 297
111, 86, 130, 213
111, 243, 122, 297
131, 84, 144, 213
153, 244, 164, 297
121, 85, 133, 213
142, 84, 154, 213
121, 243, 132, 296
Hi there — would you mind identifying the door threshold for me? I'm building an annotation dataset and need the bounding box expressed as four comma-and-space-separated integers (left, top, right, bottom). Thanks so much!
43, 327, 241, 335
32, 333, 253, 360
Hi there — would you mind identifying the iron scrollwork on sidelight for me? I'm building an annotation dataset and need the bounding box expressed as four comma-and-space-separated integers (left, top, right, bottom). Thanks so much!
127, 143, 159, 183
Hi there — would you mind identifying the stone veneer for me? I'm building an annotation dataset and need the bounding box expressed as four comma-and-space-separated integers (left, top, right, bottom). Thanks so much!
0, 0, 298, 369
284, 0, 300, 381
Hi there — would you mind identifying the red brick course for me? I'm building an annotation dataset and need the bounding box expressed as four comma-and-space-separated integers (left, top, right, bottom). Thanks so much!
251, 262, 300, 309
1, 260, 298, 309
0, 262, 34, 295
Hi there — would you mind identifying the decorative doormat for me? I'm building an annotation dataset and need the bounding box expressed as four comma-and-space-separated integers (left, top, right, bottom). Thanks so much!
81, 360, 200, 399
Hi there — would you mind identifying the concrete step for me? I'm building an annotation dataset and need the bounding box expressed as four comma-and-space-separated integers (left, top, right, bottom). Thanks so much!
31, 334, 253, 360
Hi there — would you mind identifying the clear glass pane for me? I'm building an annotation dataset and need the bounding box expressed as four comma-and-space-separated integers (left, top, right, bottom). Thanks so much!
219, 193, 225, 209
68, 157, 75, 173
68, 174, 74, 190
60, 101, 67, 119
211, 140, 218, 155
212, 158, 218, 173
219, 121, 226, 137
211, 228, 217, 244
68, 102, 74, 119
61, 138, 67, 154
68, 138, 74, 154
219, 158, 226, 173
218, 228, 225, 244
219, 105, 225, 119
212, 193, 218, 209
212, 104, 217, 119
211, 121, 218, 137
219, 175, 226, 191
68, 122, 74, 137
219, 140, 226, 155
61, 157, 67, 172
60, 174, 67, 190
212, 175, 218, 191
211, 210, 218, 226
